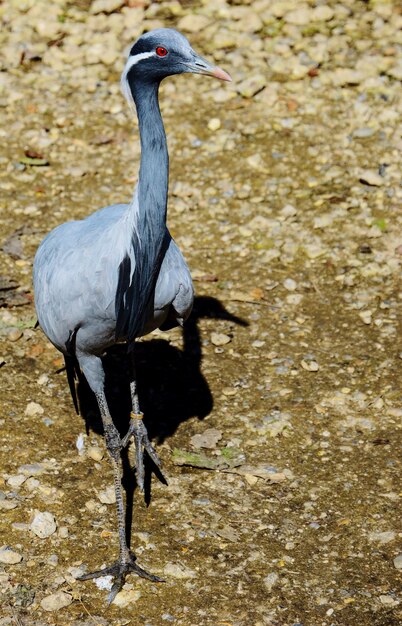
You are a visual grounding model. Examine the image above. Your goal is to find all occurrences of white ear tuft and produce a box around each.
[121,51,156,112]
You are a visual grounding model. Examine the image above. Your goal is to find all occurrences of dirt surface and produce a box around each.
[0,1,401,625]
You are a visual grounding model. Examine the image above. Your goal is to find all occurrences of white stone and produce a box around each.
[94,575,113,590]
[264,572,279,591]
[237,75,266,98]
[97,485,116,504]
[285,8,312,26]
[368,531,396,544]
[113,588,141,607]
[191,428,222,449]
[25,402,44,416]
[40,591,73,611]
[6,475,26,489]
[379,595,398,606]
[281,204,297,218]
[393,554,402,570]
[177,14,211,33]
[0,546,23,564]
[304,244,326,259]
[359,310,372,325]
[76,433,85,455]
[359,170,384,186]
[270,57,307,80]
[90,0,124,14]
[87,446,104,461]
[207,118,221,131]
[312,6,334,21]
[283,278,297,292]
[30,511,57,538]
[164,562,196,579]
[35,20,61,39]
[211,332,231,346]
[301,360,319,372]
[330,68,364,86]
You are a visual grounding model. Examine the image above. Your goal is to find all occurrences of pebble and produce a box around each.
[236,75,266,98]
[30,511,57,538]
[58,526,69,539]
[312,6,334,21]
[7,328,23,342]
[301,360,319,372]
[251,340,265,348]
[190,428,222,449]
[11,523,30,531]
[271,56,307,80]
[40,591,73,611]
[76,433,85,455]
[207,118,221,131]
[284,8,312,26]
[281,204,298,218]
[24,402,44,416]
[68,565,87,580]
[177,14,211,33]
[330,68,364,86]
[368,531,396,544]
[210,332,231,346]
[283,278,297,291]
[94,575,113,590]
[6,474,26,489]
[90,0,125,14]
[359,310,372,325]
[393,554,402,570]
[0,500,18,510]
[359,170,384,186]
[264,572,279,591]
[113,588,141,607]
[353,127,376,138]
[97,485,116,504]
[246,153,266,171]
[304,244,326,259]
[379,595,398,607]
[164,562,196,579]
[19,463,47,476]
[0,546,23,564]
[87,445,104,461]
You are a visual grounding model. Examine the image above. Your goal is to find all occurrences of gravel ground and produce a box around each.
[0,1,401,625]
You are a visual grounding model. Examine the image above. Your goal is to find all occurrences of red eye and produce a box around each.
[156,46,168,57]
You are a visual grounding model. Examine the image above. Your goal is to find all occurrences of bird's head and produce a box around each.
[122,28,231,100]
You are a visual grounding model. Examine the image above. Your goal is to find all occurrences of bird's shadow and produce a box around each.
[73,295,247,544]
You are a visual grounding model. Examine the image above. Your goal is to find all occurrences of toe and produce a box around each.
[107,578,124,605]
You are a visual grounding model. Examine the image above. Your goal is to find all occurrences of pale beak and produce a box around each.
[185,54,232,82]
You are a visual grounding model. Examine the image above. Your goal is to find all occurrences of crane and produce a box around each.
[33,28,231,602]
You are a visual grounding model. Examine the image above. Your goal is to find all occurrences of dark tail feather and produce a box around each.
[64,355,80,415]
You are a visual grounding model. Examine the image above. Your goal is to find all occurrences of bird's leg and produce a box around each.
[121,354,163,491]
[76,355,162,602]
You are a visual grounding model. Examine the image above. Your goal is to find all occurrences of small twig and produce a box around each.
[78,598,98,624]
[308,273,327,302]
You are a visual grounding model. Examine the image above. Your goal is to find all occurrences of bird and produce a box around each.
[33,28,231,602]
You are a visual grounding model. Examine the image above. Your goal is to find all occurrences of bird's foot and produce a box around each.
[78,551,164,604]
[121,412,164,491]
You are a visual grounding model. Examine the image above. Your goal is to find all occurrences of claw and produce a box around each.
[78,551,164,604]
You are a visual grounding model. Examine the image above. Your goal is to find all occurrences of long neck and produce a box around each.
[115,78,169,343]
[132,79,168,235]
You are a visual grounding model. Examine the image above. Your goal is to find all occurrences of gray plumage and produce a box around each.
[33,28,231,602]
